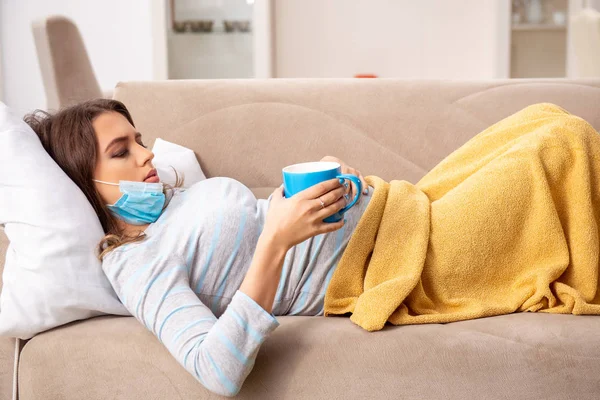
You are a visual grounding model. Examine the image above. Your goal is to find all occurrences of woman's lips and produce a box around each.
[144,175,160,183]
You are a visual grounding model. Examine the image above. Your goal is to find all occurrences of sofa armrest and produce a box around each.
[0,336,16,400]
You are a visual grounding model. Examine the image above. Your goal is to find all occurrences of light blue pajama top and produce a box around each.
[101,177,372,397]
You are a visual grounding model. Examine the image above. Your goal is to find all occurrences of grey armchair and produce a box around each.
[31,15,111,110]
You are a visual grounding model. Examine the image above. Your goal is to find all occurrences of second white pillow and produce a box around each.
[152,138,206,188]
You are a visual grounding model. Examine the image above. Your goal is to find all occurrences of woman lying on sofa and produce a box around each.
[26,98,600,397]
[26,99,370,397]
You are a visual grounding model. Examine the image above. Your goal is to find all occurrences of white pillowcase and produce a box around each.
[152,138,206,188]
[0,103,129,339]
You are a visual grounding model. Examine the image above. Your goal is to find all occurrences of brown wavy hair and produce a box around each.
[24,99,183,260]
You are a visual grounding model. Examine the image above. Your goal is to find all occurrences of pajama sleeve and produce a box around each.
[102,253,280,397]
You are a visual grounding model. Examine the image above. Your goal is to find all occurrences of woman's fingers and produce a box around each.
[350,175,357,200]
[269,186,285,203]
[357,171,368,195]
[314,193,347,219]
[318,186,346,209]
[348,170,367,197]
[295,178,343,200]
[315,218,345,235]
[340,166,368,198]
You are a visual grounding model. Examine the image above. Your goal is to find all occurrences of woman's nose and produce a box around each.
[139,145,154,166]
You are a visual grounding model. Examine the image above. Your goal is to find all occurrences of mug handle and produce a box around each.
[336,174,362,215]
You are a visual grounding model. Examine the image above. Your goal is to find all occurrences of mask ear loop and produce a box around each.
[93,179,119,186]
[93,179,121,207]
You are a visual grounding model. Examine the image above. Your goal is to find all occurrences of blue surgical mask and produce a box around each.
[93,179,166,225]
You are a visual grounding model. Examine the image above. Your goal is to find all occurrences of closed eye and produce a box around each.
[112,149,129,158]
[112,137,146,158]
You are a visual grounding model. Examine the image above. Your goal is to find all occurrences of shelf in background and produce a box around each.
[171,30,252,35]
[511,23,566,31]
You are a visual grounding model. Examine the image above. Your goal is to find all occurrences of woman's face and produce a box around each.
[93,111,156,205]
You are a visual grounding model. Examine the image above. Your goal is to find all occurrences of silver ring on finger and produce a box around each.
[344,193,350,203]
[318,197,325,209]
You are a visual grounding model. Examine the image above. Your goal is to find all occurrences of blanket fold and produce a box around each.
[324,103,600,331]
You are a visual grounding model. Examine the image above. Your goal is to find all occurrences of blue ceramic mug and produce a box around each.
[282,161,362,223]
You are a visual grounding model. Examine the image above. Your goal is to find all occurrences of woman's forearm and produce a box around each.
[239,233,289,313]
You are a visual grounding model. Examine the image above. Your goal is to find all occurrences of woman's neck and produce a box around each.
[117,219,150,238]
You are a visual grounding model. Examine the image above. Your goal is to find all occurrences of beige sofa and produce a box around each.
[2,78,600,400]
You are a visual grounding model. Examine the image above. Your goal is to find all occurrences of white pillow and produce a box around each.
[152,138,206,188]
[0,102,129,339]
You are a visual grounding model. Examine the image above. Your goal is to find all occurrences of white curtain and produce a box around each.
[567,0,600,77]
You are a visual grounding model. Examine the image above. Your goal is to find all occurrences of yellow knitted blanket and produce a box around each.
[324,103,600,331]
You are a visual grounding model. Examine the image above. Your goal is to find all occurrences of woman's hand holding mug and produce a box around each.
[262,160,364,250]
[263,178,347,250]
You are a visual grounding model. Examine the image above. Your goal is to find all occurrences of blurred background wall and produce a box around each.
[272,0,510,79]
[0,0,161,114]
[1,0,599,115]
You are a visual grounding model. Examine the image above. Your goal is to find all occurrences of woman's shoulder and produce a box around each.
[100,234,152,260]
[100,242,140,272]
[183,177,254,200]
[186,176,249,190]
[100,232,171,273]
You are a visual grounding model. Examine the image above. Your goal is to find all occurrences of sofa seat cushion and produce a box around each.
[17,313,600,399]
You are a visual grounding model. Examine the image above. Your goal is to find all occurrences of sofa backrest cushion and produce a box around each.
[113,79,600,188]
